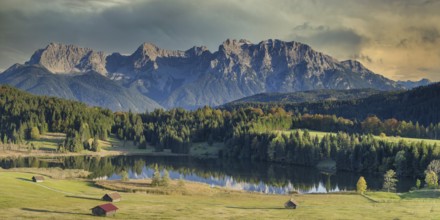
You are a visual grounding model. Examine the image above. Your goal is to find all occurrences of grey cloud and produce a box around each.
[1,0,440,80]
[420,28,440,44]
[397,39,409,48]
[0,0,285,68]
[291,26,368,60]
[293,23,327,31]
[350,54,373,64]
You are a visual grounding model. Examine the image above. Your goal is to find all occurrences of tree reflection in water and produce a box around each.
[0,156,415,194]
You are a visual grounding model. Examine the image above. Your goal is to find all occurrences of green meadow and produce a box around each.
[1,170,439,219]
[277,129,440,145]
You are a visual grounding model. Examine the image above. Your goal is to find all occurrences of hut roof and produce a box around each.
[32,176,44,181]
[105,193,121,200]
[95,203,118,212]
[286,198,298,205]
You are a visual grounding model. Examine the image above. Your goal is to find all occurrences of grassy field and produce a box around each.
[1,170,440,219]
[277,129,440,145]
[3,129,438,159]
[0,133,220,158]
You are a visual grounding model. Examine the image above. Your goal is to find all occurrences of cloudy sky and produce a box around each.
[1,0,440,81]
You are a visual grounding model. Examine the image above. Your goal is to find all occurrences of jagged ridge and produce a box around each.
[3,39,427,110]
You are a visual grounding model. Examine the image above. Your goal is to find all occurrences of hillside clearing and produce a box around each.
[276,129,440,145]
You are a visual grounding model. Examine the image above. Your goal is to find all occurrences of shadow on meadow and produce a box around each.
[16,177,33,182]
[226,206,286,210]
[65,195,102,201]
[400,190,440,199]
[21,208,91,216]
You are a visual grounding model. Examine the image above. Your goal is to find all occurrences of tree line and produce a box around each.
[0,86,113,152]
[222,83,440,126]
[224,130,439,178]
[1,85,440,178]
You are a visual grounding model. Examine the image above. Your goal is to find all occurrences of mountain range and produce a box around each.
[0,39,433,111]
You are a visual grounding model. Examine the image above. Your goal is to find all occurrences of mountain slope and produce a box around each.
[1,39,415,109]
[397,79,432,89]
[158,39,401,108]
[225,88,383,106]
[0,64,162,112]
[301,83,440,125]
[224,83,440,126]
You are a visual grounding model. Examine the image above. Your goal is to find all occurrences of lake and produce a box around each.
[0,155,416,194]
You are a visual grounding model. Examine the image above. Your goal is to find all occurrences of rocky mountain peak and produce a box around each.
[341,60,366,72]
[185,46,210,57]
[133,42,186,60]
[5,39,410,110]
[222,38,251,46]
[138,42,159,53]
[219,39,252,53]
[26,42,107,75]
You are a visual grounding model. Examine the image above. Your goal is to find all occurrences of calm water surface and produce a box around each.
[0,155,415,194]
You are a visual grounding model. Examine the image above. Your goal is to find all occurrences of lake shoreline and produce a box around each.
[0,148,192,159]
[0,133,222,159]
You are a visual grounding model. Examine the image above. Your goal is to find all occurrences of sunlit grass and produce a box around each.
[1,171,440,219]
[276,129,440,145]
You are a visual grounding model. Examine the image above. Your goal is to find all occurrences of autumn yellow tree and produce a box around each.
[357,176,367,194]
[425,171,439,188]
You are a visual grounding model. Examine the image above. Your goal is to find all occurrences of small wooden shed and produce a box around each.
[284,198,298,209]
[91,203,118,216]
[102,193,121,202]
[32,176,44,183]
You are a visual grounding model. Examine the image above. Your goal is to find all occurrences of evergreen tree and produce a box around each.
[121,170,129,182]
[30,127,40,140]
[416,179,421,189]
[151,164,161,187]
[161,169,170,187]
[91,136,100,152]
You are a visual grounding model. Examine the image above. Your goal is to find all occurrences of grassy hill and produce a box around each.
[1,170,439,219]
[277,129,440,145]
[227,88,382,105]
[224,83,440,126]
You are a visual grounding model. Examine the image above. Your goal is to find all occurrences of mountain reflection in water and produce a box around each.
[0,155,415,194]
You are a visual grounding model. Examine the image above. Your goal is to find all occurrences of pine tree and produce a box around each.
[151,164,161,187]
[161,169,170,187]
[92,136,100,152]
[357,176,367,194]
[30,127,40,140]
[121,170,129,182]
[416,179,421,189]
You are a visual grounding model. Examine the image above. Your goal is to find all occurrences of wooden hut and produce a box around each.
[91,203,118,216]
[32,176,44,183]
[102,193,121,202]
[284,198,298,209]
